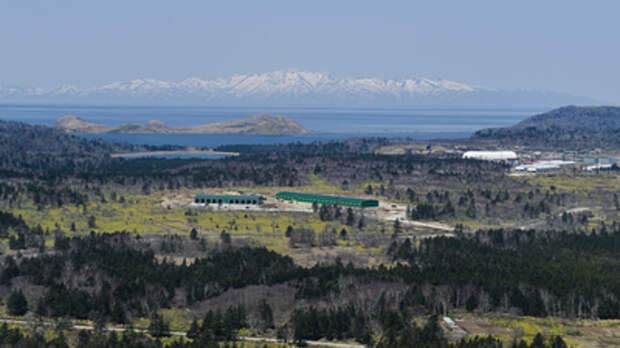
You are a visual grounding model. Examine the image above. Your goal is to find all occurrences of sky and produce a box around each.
[1,0,619,103]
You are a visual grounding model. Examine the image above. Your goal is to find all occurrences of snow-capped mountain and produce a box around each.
[0,69,597,107]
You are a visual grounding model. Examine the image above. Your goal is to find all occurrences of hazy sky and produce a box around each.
[1,0,619,102]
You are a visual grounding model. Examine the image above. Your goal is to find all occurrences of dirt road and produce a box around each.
[0,318,364,348]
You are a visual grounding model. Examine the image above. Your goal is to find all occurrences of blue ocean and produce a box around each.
[0,104,542,149]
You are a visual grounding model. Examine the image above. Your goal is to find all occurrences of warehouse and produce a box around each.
[514,160,575,173]
[276,191,379,207]
[462,151,518,162]
[583,156,619,165]
[194,194,264,205]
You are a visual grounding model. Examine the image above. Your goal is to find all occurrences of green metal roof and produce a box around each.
[276,191,364,202]
[275,191,378,207]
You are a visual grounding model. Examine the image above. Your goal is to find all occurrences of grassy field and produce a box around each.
[523,174,620,195]
[10,173,620,252]
[9,181,392,265]
[14,173,620,255]
[11,196,352,249]
[226,175,354,196]
[451,312,620,348]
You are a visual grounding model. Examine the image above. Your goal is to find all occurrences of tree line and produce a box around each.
[1,226,618,326]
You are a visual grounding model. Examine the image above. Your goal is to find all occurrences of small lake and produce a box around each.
[115,153,228,160]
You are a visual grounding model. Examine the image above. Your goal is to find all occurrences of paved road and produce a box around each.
[381,212,454,232]
[0,318,364,348]
[242,336,364,348]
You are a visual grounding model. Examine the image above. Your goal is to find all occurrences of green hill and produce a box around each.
[472,106,620,149]
[55,113,310,135]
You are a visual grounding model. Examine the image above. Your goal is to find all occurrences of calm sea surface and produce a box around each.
[0,104,544,148]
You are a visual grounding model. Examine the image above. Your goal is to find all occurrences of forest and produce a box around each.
[472,106,620,149]
[0,119,619,347]
[0,227,616,336]
[0,320,569,348]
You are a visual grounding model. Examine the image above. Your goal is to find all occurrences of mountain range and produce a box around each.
[0,69,599,107]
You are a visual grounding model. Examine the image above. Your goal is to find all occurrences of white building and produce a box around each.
[462,151,518,161]
[515,160,575,173]
[585,163,613,171]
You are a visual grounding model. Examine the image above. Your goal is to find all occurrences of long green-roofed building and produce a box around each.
[276,191,379,208]
[194,194,264,205]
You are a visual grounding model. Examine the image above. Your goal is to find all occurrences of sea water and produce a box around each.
[0,104,542,149]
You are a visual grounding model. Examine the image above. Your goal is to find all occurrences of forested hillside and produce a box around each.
[1,227,617,326]
[512,106,620,130]
[0,120,143,171]
[472,106,620,149]
[0,120,193,173]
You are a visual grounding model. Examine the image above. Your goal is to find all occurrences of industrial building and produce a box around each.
[583,157,619,165]
[276,191,379,207]
[194,194,264,205]
[514,160,575,173]
[463,151,518,162]
[585,163,614,171]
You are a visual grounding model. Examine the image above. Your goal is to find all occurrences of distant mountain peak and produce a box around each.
[0,69,598,107]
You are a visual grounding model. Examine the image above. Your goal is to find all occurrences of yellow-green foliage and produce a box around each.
[549,323,566,337]
[10,192,352,252]
[159,308,196,332]
[486,315,620,347]
[229,342,293,348]
[158,336,191,345]
[12,195,171,236]
[454,219,516,230]
[489,316,543,340]
[354,181,384,194]
[524,175,620,195]
[227,175,351,196]
[513,319,543,338]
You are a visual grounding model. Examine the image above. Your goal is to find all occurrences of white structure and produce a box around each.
[462,151,517,161]
[585,163,613,171]
[515,160,575,173]
[442,316,466,334]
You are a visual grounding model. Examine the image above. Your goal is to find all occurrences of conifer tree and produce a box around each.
[7,290,28,316]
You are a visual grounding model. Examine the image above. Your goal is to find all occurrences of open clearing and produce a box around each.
[447,313,620,348]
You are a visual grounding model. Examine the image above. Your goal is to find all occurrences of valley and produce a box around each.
[0,106,618,347]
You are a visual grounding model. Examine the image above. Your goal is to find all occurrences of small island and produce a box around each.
[55,113,310,135]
